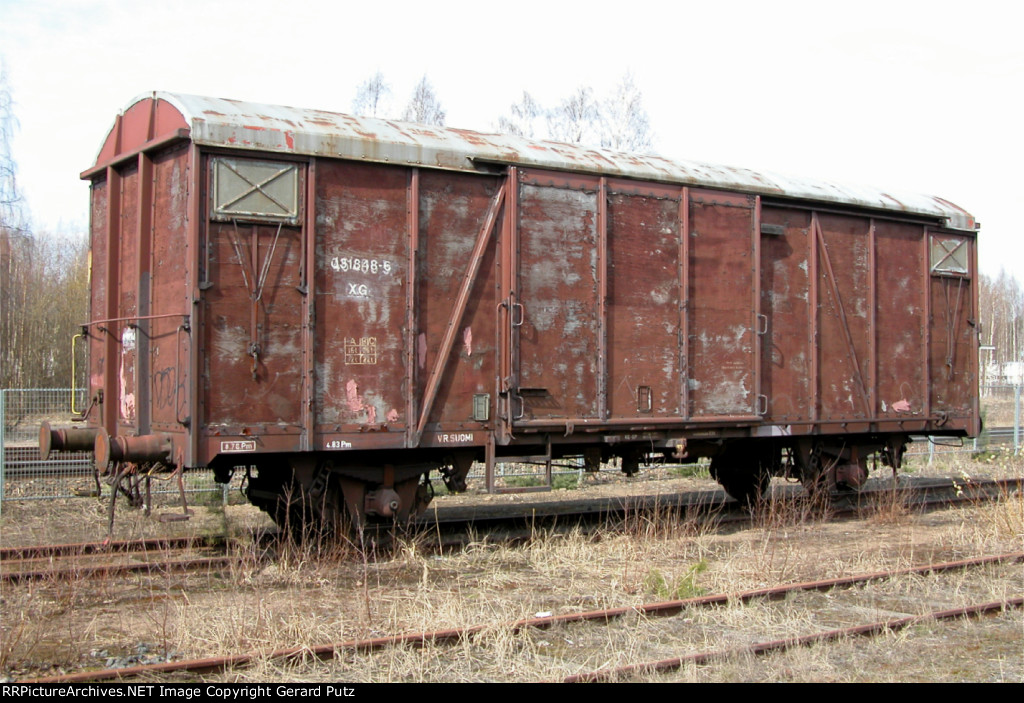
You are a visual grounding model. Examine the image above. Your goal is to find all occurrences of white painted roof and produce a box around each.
[127,92,978,231]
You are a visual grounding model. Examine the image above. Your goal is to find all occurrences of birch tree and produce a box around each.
[1,59,89,389]
[598,71,653,153]
[496,91,544,139]
[402,75,446,126]
[1,58,25,231]
[546,86,599,145]
[497,74,655,153]
[351,71,394,119]
[980,270,1024,384]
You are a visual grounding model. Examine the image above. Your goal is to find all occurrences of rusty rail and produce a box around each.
[562,598,1024,683]
[0,536,215,562]
[22,552,1024,683]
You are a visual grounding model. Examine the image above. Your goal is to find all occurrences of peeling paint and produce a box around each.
[345,378,381,424]
[119,361,135,422]
[345,379,363,413]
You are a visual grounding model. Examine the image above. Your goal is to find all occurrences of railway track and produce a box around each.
[561,597,1023,683]
[0,535,217,561]
[21,551,1024,683]
[3,476,1019,584]
[423,476,1024,557]
[430,476,1023,529]
[0,535,243,584]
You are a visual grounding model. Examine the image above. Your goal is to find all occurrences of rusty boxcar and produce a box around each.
[42,92,980,529]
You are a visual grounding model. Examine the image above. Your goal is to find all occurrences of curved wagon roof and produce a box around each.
[90,91,978,232]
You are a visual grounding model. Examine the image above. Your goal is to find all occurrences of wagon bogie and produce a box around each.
[709,442,774,507]
[790,435,907,495]
[50,92,979,535]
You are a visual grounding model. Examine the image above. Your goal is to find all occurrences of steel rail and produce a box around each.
[1,555,238,584]
[561,597,1024,683]
[3,476,1018,563]
[0,536,219,562]
[22,551,1024,683]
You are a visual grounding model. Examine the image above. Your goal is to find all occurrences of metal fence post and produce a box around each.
[1015,383,1021,456]
[1,389,6,515]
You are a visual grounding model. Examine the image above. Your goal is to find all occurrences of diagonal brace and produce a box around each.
[412,183,506,445]
[815,218,872,416]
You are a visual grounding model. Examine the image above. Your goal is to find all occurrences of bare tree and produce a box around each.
[1,59,89,389]
[980,269,1024,385]
[1,230,89,388]
[599,71,653,153]
[546,86,599,145]
[1,57,25,229]
[509,78,655,153]
[402,75,446,126]
[496,91,544,139]
[351,71,394,119]
[2,56,30,389]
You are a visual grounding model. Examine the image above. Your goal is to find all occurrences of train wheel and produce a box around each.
[795,442,870,496]
[439,451,474,493]
[710,446,770,507]
[620,449,641,476]
[715,466,769,506]
[244,460,347,540]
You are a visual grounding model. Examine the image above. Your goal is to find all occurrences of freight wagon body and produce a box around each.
[46,92,980,528]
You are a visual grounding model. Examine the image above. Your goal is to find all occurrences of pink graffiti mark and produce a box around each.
[892,399,912,413]
[463,327,473,356]
[345,379,379,424]
[119,356,135,422]
[418,333,427,370]
[386,409,400,423]
[345,380,363,413]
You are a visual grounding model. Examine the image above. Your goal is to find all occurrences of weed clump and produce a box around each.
[644,561,709,600]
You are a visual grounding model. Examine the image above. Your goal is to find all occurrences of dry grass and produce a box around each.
[1,454,1021,682]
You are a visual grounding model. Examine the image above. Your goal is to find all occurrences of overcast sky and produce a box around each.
[1,0,1021,281]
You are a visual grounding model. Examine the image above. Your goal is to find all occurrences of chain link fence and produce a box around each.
[0,388,227,510]
[891,384,1022,463]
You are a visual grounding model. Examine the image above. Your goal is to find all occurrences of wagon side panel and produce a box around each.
[416,170,500,432]
[199,156,306,450]
[314,161,408,446]
[686,190,758,419]
[606,188,682,418]
[149,145,192,434]
[758,206,812,425]
[115,162,140,435]
[874,220,928,420]
[516,171,600,422]
[814,213,873,423]
[86,178,109,428]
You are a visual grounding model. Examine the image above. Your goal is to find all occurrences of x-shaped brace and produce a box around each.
[220,162,294,215]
